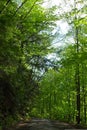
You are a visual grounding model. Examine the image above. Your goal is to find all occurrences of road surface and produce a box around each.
[14,119,78,130]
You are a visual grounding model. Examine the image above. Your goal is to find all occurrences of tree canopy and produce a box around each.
[0,0,87,129]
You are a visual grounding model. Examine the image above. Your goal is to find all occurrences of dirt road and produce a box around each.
[14,119,77,130]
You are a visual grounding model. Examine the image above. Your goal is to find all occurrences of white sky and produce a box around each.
[43,0,72,59]
[43,0,70,34]
[43,0,87,59]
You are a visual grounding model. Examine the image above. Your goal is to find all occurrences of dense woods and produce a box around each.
[0,0,87,129]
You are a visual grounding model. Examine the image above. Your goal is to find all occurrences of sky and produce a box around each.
[43,0,64,7]
[43,0,70,34]
[48,0,71,46]
[43,0,85,59]
[45,0,87,60]
[43,0,72,59]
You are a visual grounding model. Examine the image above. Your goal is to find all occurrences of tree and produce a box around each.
[32,0,87,125]
[0,0,57,128]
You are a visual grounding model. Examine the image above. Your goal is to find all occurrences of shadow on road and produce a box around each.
[14,119,78,130]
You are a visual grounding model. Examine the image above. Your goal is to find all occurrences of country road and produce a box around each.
[14,119,78,130]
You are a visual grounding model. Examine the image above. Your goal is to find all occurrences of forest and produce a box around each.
[0,0,87,129]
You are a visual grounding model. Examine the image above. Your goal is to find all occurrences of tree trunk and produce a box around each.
[75,27,80,124]
[82,64,86,124]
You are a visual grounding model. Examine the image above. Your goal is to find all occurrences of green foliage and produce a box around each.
[0,0,87,128]
[32,0,87,125]
[0,0,57,129]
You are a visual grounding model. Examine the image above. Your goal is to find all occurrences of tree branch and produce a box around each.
[0,0,11,15]
[22,0,38,20]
